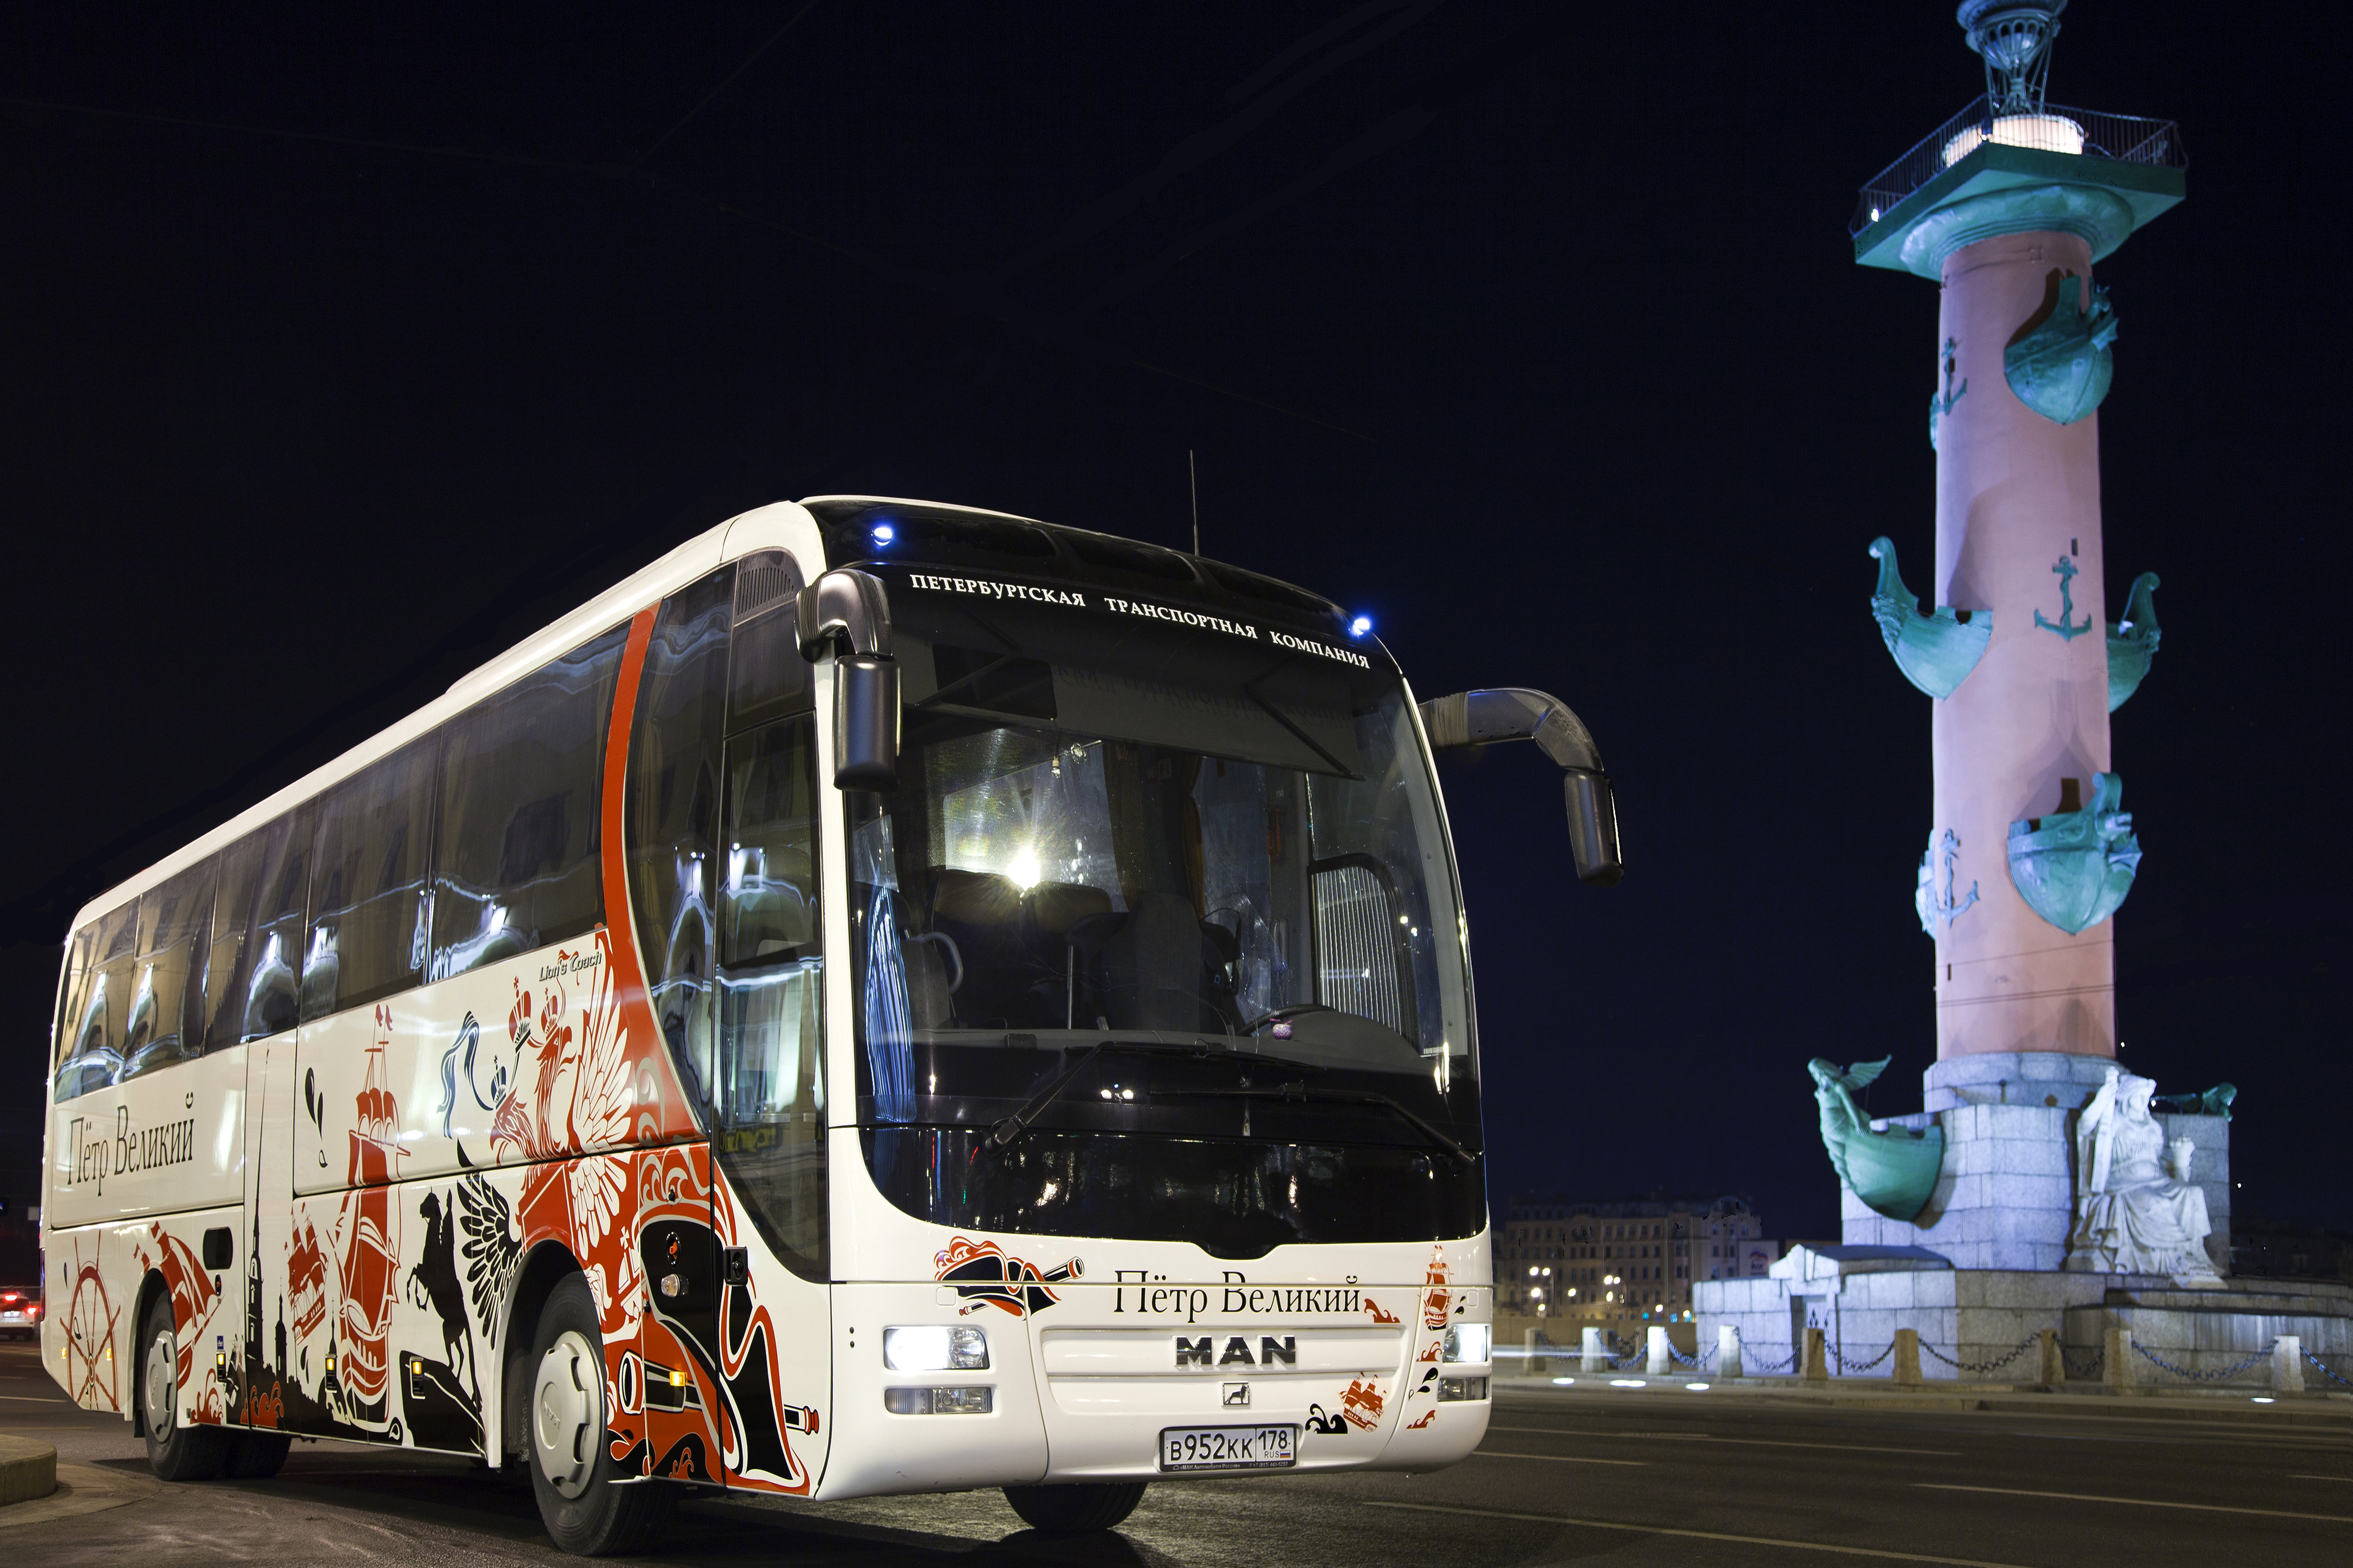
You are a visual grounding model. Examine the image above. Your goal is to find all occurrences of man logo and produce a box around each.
[1224,1382,1251,1406]
[1176,1335,1297,1367]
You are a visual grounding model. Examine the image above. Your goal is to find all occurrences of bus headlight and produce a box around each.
[884,1325,989,1371]
[1441,1323,1491,1363]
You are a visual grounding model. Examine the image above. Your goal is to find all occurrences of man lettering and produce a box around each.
[1175,1336,1212,1367]
[1219,1336,1255,1367]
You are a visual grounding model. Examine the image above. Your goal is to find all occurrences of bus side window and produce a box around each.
[626,566,735,1112]
[725,550,809,732]
[52,923,92,1077]
[432,626,626,982]
[53,899,138,1100]
[204,818,284,1050]
[118,855,218,1083]
[305,738,436,1019]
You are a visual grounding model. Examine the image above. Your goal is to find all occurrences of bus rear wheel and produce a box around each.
[139,1294,231,1482]
[525,1273,675,1556]
[1003,1481,1148,1535]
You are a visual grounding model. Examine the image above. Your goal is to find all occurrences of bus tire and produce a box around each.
[1002,1481,1148,1534]
[139,1293,231,1482]
[525,1273,675,1556]
[225,1430,292,1479]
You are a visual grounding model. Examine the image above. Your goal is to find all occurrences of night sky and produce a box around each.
[4,1,2345,1244]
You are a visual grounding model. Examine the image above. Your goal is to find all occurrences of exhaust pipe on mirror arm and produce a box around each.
[1417,688,1624,887]
[796,568,901,792]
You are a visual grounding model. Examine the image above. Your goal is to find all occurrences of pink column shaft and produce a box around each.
[1930,229,2115,1061]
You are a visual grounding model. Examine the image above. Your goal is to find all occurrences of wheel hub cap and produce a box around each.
[532,1330,599,1499]
[144,1325,175,1437]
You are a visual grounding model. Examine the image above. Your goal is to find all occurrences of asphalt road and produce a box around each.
[5,1342,2351,1566]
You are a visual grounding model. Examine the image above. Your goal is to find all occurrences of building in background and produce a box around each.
[1497,1196,1775,1323]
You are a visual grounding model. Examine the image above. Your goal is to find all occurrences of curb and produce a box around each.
[0,1462,161,1529]
[1494,1374,2353,1426]
[0,1436,56,1508]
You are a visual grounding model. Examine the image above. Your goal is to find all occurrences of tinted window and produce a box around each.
[432,627,625,982]
[626,568,733,1108]
[52,925,92,1074]
[305,739,435,1017]
[119,858,216,1082]
[53,900,138,1100]
[202,812,309,1048]
[715,715,825,1276]
[725,551,808,735]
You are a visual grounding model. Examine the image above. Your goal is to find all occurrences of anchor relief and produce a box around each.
[1914,828,1979,935]
[2035,553,2094,641]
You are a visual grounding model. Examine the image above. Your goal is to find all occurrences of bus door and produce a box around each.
[639,712,831,1494]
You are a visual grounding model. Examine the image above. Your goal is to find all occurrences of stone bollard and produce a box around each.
[1582,1327,1606,1373]
[1802,1326,1828,1382]
[1719,1323,1743,1379]
[2037,1329,2064,1387]
[1894,1327,1922,1387]
[2104,1326,2134,1390]
[1647,1326,1671,1375]
[1525,1328,1545,1377]
[2273,1335,2305,1394]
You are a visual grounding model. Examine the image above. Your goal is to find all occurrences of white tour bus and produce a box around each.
[39,497,1620,1552]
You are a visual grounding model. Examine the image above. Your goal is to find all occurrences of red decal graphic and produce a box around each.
[1418,1339,1441,1362]
[1405,1409,1437,1430]
[1421,1248,1452,1330]
[932,1237,1081,1319]
[334,1009,407,1429]
[1365,1298,1400,1325]
[629,1147,821,1494]
[64,1239,121,1413]
[1342,1377,1385,1418]
[136,1223,225,1424]
[286,1217,329,1344]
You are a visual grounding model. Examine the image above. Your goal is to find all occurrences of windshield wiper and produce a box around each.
[985,1039,1227,1150]
[1151,1081,1479,1167]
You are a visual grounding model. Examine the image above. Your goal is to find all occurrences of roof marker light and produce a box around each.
[871,522,896,546]
[1348,614,1373,638]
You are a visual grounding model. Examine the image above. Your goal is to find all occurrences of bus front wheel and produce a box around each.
[139,1293,231,1482]
[525,1273,675,1556]
[1003,1481,1148,1535]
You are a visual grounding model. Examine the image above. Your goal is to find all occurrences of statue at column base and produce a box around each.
[2064,1066,2224,1288]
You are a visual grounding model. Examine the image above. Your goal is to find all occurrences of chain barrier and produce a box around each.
[2062,1345,2105,1380]
[2128,1338,2272,1383]
[2303,1349,2353,1389]
[1832,1341,1895,1374]
[1669,1342,1719,1370]
[1919,1335,2038,1376]
[1742,1343,1803,1374]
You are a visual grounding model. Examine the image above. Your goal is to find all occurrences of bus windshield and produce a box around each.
[843,577,1483,1253]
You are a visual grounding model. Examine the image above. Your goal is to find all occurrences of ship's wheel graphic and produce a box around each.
[67,1257,121,1412]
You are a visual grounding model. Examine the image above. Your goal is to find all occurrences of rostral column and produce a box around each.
[1857,1,2181,1115]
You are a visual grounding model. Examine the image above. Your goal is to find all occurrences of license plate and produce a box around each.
[1159,1424,1297,1472]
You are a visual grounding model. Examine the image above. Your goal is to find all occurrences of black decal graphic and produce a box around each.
[454,1167,523,1345]
[407,1190,476,1404]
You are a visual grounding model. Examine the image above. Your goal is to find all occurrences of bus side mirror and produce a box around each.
[1419,688,1624,887]
[797,569,901,792]
[1562,769,1623,889]
[832,654,901,792]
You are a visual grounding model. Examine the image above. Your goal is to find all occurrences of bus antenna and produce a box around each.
[1188,449,1200,555]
